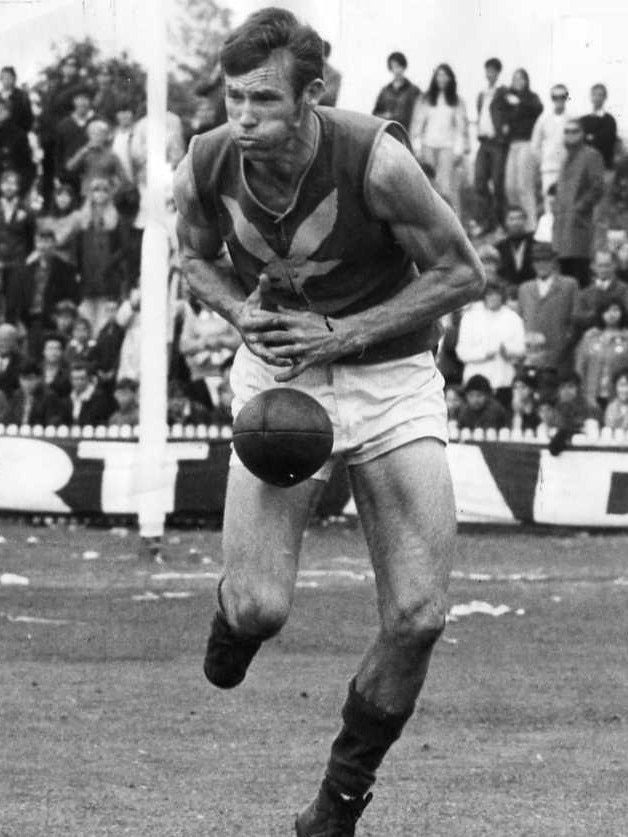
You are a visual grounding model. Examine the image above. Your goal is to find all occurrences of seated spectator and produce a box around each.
[65,120,127,199]
[0,101,34,191]
[573,249,628,337]
[456,279,525,407]
[5,228,80,357]
[554,370,602,431]
[179,300,241,407]
[534,183,556,244]
[108,377,139,427]
[62,360,112,427]
[39,181,79,265]
[208,379,234,425]
[604,368,628,430]
[0,322,22,399]
[510,373,541,432]
[52,299,78,343]
[92,298,124,394]
[167,379,212,426]
[0,169,35,315]
[64,316,97,366]
[495,206,536,288]
[537,397,558,433]
[518,240,578,373]
[445,383,464,423]
[575,299,628,409]
[4,359,68,426]
[41,332,71,398]
[457,374,510,431]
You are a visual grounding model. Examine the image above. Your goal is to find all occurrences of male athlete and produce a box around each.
[174,9,484,835]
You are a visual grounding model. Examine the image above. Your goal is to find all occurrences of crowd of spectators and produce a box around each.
[2,43,628,442]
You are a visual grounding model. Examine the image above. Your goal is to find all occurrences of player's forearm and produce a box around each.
[336,261,483,354]
[182,254,246,329]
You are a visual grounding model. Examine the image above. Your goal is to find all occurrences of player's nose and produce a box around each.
[239,102,258,128]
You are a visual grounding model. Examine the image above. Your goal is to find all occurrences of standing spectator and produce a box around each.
[581,84,618,172]
[4,359,68,427]
[495,206,536,288]
[473,57,509,233]
[39,181,79,265]
[67,176,129,332]
[616,242,628,285]
[535,183,557,244]
[0,170,35,317]
[319,41,342,107]
[54,87,94,194]
[573,249,628,336]
[518,240,579,373]
[91,298,124,396]
[457,374,509,431]
[0,101,34,190]
[411,64,468,215]
[111,99,137,183]
[41,332,71,398]
[108,377,139,427]
[0,66,32,133]
[92,65,119,124]
[62,360,112,427]
[45,55,82,124]
[5,228,79,357]
[604,368,628,430]
[531,84,571,208]
[116,288,141,382]
[510,373,541,432]
[65,119,127,198]
[456,280,525,405]
[575,299,628,409]
[0,323,22,399]
[64,316,97,366]
[372,51,421,132]
[503,69,543,232]
[553,118,605,287]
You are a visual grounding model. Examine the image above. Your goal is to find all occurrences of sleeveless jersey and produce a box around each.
[190,106,440,364]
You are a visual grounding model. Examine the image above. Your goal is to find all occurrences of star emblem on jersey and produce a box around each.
[221,190,341,295]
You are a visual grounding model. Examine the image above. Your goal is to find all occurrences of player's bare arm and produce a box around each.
[265,132,485,381]
[173,156,291,366]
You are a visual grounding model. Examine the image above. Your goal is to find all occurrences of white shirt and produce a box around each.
[535,211,554,243]
[537,277,554,298]
[112,127,135,181]
[456,304,526,388]
[70,383,96,422]
[531,110,572,174]
[478,85,497,139]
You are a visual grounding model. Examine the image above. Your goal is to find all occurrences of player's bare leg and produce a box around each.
[296,437,455,835]
[204,465,324,688]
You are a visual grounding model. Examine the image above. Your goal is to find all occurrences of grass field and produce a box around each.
[1,519,628,837]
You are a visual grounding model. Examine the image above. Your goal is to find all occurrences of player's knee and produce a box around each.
[385,596,447,653]
[231,586,290,640]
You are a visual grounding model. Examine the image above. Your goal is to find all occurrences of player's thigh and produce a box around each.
[349,438,456,621]
[222,463,324,590]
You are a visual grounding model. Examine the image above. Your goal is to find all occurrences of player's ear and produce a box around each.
[303,78,325,108]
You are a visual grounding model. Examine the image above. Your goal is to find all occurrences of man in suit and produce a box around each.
[6,228,80,356]
[0,322,22,399]
[495,205,536,289]
[62,360,113,427]
[573,248,628,338]
[473,57,509,233]
[4,359,69,426]
[0,66,32,134]
[553,118,605,288]
[518,240,579,374]
[54,87,94,193]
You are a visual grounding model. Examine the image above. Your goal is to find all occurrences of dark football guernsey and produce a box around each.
[189,106,440,364]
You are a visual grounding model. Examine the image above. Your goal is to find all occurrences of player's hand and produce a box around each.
[234,280,292,367]
[258,307,350,382]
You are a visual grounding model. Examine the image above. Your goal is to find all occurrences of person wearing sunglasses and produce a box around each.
[531,84,572,211]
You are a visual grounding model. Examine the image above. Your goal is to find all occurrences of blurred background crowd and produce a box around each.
[1,35,628,439]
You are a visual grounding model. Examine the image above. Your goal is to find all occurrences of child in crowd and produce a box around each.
[64,316,96,365]
[510,373,541,431]
[604,368,628,430]
[457,374,510,431]
[108,377,139,427]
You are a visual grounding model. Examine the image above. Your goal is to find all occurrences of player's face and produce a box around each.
[225,52,304,161]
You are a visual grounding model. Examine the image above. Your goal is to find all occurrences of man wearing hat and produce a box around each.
[518,240,579,373]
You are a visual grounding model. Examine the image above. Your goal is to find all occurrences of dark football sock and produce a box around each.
[325,679,414,798]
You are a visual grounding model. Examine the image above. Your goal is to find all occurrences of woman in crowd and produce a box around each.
[575,299,628,409]
[604,368,628,430]
[411,63,468,215]
[40,181,79,265]
[503,68,543,231]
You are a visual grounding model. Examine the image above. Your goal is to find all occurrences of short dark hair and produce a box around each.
[485,58,502,73]
[596,297,628,329]
[465,374,492,395]
[35,228,56,242]
[0,66,16,79]
[115,377,138,392]
[70,359,93,375]
[43,331,66,349]
[613,366,628,387]
[387,51,407,70]
[592,83,608,97]
[220,7,323,99]
[547,183,558,197]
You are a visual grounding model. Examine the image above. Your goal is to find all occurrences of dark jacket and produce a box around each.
[581,112,617,170]
[496,233,536,286]
[77,220,129,299]
[61,386,113,427]
[54,114,90,177]
[92,320,125,378]
[4,386,69,426]
[0,121,34,187]
[501,89,544,142]
[373,79,421,131]
[2,88,33,133]
[476,85,510,143]
[0,350,21,398]
[458,397,510,431]
[5,254,80,328]
[553,145,605,259]
[0,200,35,265]
[43,365,71,399]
